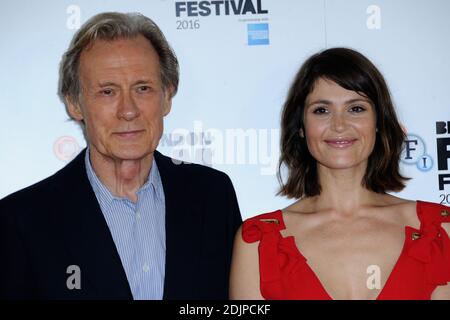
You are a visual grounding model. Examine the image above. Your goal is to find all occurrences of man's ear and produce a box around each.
[65,96,84,121]
[162,87,173,117]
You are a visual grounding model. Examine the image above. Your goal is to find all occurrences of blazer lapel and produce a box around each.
[53,149,132,299]
[155,151,204,299]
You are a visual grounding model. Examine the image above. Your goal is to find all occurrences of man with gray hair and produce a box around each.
[0,12,241,300]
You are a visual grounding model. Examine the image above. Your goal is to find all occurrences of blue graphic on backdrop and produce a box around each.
[401,134,434,172]
[247,23,269,45]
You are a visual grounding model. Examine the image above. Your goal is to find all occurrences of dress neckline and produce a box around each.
[275,201,421,300]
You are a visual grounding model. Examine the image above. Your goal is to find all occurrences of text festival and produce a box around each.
[175,0,268,17]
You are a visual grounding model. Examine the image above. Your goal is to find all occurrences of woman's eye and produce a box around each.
[312,106,328,114]
[349,105,365,113]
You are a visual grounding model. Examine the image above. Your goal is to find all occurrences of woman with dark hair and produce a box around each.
[230,48,450,300]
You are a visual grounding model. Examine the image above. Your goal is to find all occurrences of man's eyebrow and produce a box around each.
[96,79,155,87]
[97,81,118,87]
[134,79,154,85]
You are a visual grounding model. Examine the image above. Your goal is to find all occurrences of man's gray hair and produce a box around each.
[58,12,179,113]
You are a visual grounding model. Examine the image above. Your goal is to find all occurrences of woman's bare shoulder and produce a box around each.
[374,195,420,228]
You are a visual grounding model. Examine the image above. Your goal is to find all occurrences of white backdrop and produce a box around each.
[1,0,450,219]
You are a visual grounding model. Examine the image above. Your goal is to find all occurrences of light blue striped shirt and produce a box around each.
[84,149,166,300]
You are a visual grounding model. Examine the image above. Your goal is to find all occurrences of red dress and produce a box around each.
[242,201,450,300]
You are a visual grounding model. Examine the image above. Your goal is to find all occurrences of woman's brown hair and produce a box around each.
[278,47,408,198]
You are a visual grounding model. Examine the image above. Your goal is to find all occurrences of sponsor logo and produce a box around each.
[247,23,269,45]
[53,136,80,162]
[436,121,450,191]
[401,134,433,172]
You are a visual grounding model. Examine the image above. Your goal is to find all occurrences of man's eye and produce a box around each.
[137,86,150,92]
[101,89,113,96]
[312,106,328,114]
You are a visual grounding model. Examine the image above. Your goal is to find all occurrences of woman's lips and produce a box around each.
[324,139,357,148]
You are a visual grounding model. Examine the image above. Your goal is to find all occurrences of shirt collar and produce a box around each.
[84,147,164,204]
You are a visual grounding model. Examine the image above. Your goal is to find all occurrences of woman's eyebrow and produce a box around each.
[306,99,332,107]
[307,98,370,107]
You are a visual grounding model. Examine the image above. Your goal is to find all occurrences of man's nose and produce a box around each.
[117,92,140,121]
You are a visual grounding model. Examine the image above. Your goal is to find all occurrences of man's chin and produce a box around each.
[106,146,155,162]
[89,142,157,161]
[114,151,154,162]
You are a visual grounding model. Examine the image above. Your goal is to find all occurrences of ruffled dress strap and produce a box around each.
[242,211,286,284]
[242,211,285,242]
[407,200,450,286]
[242,211,306,299]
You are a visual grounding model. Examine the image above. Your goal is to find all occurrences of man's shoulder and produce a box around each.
[1,174,55,207]
[0,151,86,212]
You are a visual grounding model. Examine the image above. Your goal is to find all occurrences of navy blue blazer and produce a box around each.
[0,149,242,299]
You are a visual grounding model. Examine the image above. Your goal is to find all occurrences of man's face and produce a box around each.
[67,35,172,161]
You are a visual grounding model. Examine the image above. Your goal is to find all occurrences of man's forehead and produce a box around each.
[79,35,158,63]
[78,36,160,76]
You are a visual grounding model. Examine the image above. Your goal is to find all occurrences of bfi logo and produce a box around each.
[436,121,450,190]
[401,134,433,172]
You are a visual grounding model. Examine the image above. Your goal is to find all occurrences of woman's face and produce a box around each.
[303,77,377,171]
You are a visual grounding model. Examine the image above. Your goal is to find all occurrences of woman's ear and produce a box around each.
[299,128,305,138]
